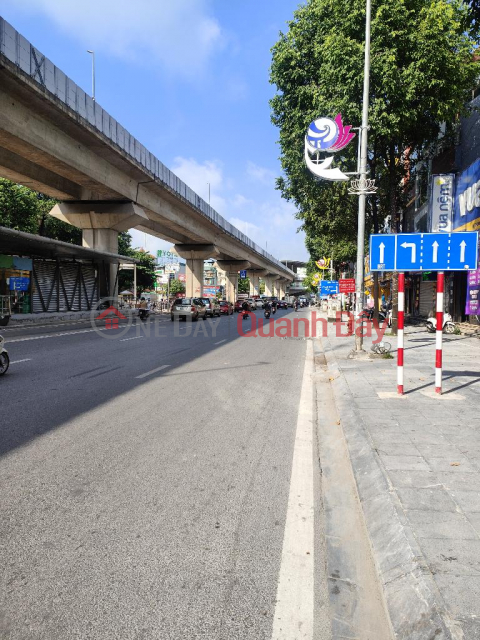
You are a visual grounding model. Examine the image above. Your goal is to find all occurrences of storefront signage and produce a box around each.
[466,268,480,315]
[9,277,30,291]
[430,174,454,232]
[454,158,480,231]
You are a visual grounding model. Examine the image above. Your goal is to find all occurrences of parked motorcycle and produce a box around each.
[0,335,9,376]
[425,312,456,334]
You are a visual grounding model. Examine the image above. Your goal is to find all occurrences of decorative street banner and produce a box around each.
[430,174,454,233]
[304,114,355,181]
[339,278,356,293]
[466,268,480,315]
[320,280,339,296]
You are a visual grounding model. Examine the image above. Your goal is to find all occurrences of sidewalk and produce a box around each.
[320,314,480,639]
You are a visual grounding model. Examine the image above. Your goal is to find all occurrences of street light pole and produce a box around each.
[87,50,95,101]
[354,0,372,351]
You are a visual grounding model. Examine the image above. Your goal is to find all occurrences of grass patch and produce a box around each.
[381,352,394,359]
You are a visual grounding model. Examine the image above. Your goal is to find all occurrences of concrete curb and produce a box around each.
[7,309,138,327]
[320,336,462,640]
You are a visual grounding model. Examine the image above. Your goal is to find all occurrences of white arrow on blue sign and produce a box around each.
[370,232,478,272]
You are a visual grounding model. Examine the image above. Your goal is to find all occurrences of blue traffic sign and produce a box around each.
[320,280,339,296]
[240,270,247,278]
[369,232,478,272]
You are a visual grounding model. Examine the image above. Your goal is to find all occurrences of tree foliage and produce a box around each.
[238,277,250,294]
[117,232,156,294]
[0,178,81,243]
[169,279,186,295]
[270,0,480,266]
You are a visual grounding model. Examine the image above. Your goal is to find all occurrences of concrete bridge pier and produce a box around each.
[216,260,251,302]
[50,201,149,299]
[175,245,220,299]
[248,269,268,298]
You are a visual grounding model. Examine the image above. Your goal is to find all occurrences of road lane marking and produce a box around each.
[135,364,170,379]
[120,336,144,342]
[10,359,32,364]
[214,339,227,345]
[8,328,99,342]
[271,339,314,640]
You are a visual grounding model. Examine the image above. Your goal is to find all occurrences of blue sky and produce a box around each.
[1,0,308,261]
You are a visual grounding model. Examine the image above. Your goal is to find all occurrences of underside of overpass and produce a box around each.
[0,16,294,299]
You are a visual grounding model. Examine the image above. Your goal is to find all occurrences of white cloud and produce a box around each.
[231,194,253,208]
[229,217,262,237]
[14,0,223,78]
[171,156,226,212]
[246,161,276,186]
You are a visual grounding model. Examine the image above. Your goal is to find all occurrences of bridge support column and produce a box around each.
[264,277,273,297]
[50,201,149,300]
[248,269,268,298]
[216,260,251,302]
[225,273,238,302]
[174,244,220,299]
[185,259,204,298]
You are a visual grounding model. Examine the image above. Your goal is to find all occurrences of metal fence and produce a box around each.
[0,16,294,278]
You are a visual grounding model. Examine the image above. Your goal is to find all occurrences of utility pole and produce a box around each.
[87,50,95,101]
[353,0,372,352]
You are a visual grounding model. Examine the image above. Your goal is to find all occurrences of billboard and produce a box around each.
[203,286,220,297]
[430,174,454,232]
[454,158,480,231]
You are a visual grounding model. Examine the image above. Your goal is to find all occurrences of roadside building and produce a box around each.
[0,226,137,322]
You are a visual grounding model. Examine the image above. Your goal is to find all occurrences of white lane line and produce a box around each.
[10,359,32,364]
[8,328,98,342]
[271,339,314,640]
[135,364,170,379]
[120,336,144,342]
[214,339,227,345]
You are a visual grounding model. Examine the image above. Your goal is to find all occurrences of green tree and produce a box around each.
[0,178,81,243]
[270,0,479,263]
[238,277,250,294]
[169,279,186,295]
[0,179,43,234]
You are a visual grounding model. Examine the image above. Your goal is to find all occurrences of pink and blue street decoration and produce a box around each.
[306,114,355,153]
[304,114,356,181]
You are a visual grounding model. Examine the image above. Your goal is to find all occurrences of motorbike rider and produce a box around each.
[241,299,250,319]
[294,298,299,311]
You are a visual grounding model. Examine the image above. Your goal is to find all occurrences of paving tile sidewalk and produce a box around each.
[320,313,480,639]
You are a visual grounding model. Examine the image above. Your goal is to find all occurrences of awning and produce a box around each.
[0,226,139,264]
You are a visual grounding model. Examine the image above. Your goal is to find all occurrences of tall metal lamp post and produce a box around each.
[304,0,375,352]
[87,50,95,101]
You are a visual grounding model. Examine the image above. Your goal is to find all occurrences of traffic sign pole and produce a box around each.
[435,272,444,394]
[397,272,405,395]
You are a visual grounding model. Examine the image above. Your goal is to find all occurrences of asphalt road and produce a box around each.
[0,308,328,639]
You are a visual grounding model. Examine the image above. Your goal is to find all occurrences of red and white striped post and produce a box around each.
[397,272,405,395]
[435,272,445,394]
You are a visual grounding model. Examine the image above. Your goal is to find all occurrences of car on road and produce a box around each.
[219,300,234,315]
[252,298,263,309]
[201,297,220,317]
[171,297,207,321]
[245,298,257,310]
[277,300,288,310]
[234,300,244,312]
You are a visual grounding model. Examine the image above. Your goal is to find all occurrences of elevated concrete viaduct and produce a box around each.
[0,17,294,299]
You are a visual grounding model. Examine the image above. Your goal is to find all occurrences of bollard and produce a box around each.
[435,272,444,394]
[397,272,405,395]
